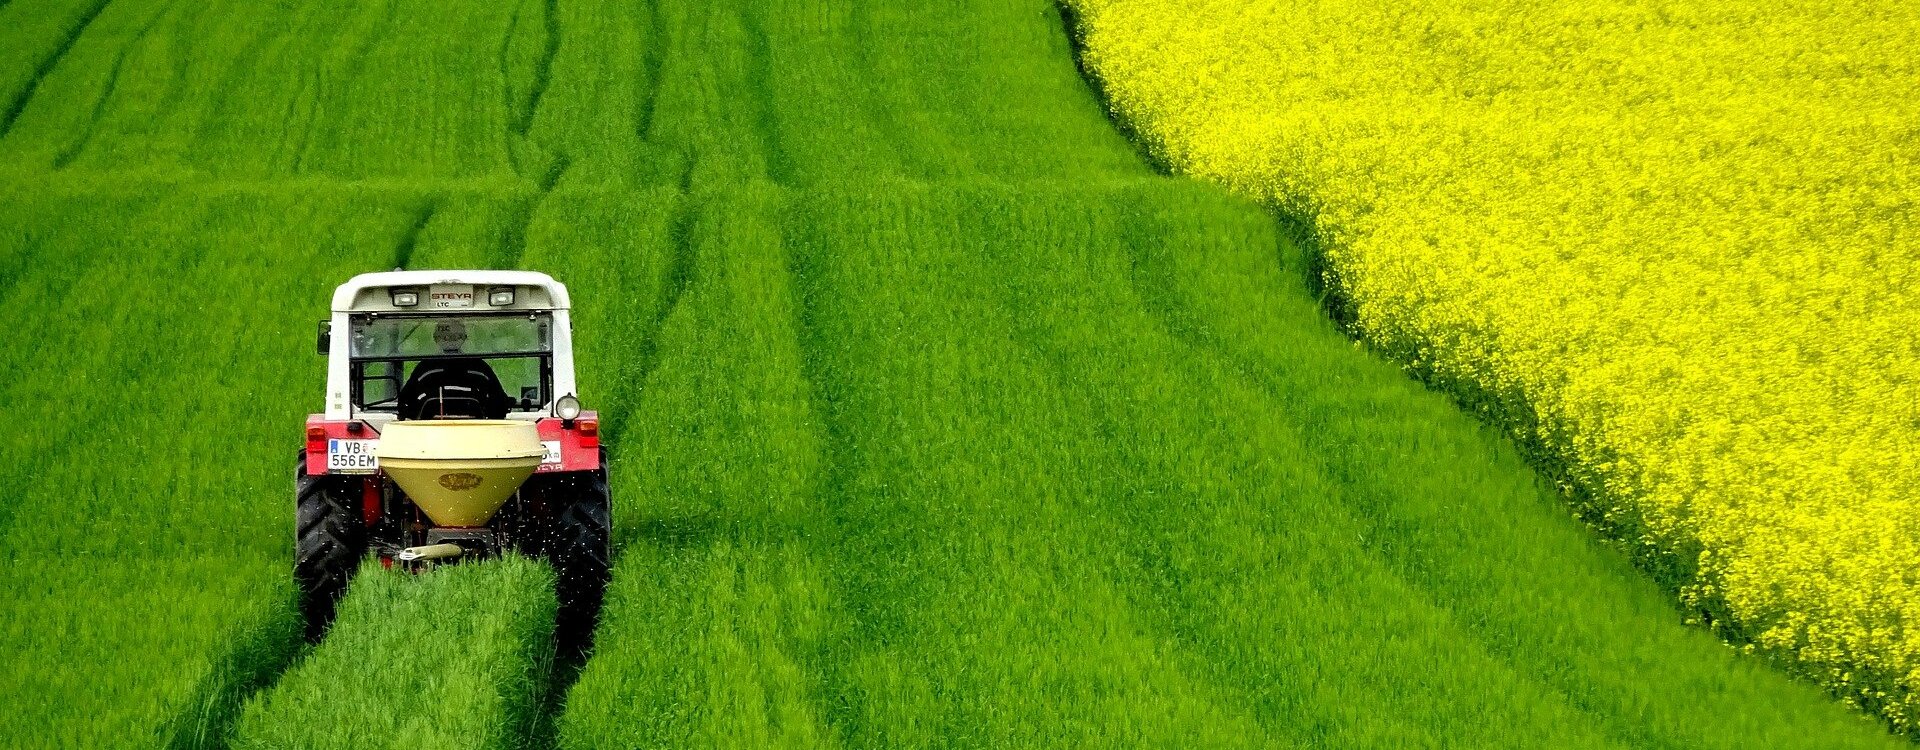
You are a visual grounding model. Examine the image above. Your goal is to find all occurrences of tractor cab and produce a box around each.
[318,270,576,424]
[297,271,610,654]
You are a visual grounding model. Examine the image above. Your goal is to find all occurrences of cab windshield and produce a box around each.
[348,312,553,415]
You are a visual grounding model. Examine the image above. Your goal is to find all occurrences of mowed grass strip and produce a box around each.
[228,557,556,750]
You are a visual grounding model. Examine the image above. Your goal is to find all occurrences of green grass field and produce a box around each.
[229,557,556,750]
[0,0,1902,747]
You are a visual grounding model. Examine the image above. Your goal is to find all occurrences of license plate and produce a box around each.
[328,439,380,472]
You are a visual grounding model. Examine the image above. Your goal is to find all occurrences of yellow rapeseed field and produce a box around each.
[1066,0,1920,729]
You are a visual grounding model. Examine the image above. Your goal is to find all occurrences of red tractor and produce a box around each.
[297,270,610,652]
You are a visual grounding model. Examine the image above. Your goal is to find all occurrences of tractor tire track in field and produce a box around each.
[392,197,441,270]
[160,603,300,750]
[984,227,1451,744]
[497,155,568,270]
[634,0,668,143]
[497,0,531,173]
[501,0,562,186]
[513,0,561,138]
[501,0,567,260]
[52,0,180,169]
[188,0,289,155]
[604,190,700,447]
[291,0,401,174]
[736,4,788,185]
[986,275,1290,742]
[781,212,860,747]
[1133,262,1651,742]
[0,0,113,140]
[328,0,403,120]
[141,0,211,151]
[846,3,913,179]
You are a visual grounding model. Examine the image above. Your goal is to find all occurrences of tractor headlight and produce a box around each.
[391,290,419,307]
[556,394,582,421]
[489,287,515,306]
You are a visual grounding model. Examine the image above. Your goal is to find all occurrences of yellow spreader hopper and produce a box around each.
[375,420,545,528]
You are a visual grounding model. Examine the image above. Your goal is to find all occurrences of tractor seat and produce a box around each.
[398,358,510,420]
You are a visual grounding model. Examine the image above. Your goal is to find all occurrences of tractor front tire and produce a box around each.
[545,451,611,656]
[295,459,366,641]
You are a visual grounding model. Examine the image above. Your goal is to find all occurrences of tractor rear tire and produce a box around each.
[544,450,611,656]
[295,458,366,641]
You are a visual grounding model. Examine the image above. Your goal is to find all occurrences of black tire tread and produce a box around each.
[294,458,366,641]
[544,450,611,655]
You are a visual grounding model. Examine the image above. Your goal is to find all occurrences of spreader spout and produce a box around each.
[395,543,464,562]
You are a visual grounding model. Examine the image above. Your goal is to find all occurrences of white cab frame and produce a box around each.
[323,270,577,422]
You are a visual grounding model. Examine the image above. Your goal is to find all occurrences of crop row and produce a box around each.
[228,558,556,750]
[0,0,1145,188]
[0,185,396,745]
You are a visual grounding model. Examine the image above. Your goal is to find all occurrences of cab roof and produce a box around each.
[331,270,570,312]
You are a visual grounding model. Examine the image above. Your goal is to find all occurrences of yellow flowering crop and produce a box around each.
[1066,0,1920,730]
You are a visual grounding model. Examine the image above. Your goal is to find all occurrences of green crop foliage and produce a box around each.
[0,183,407,747]
[228,557,555,750]
[557,180,1900,748]
[0,0,1903,747]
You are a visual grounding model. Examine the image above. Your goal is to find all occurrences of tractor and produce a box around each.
[296,270,610,652]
